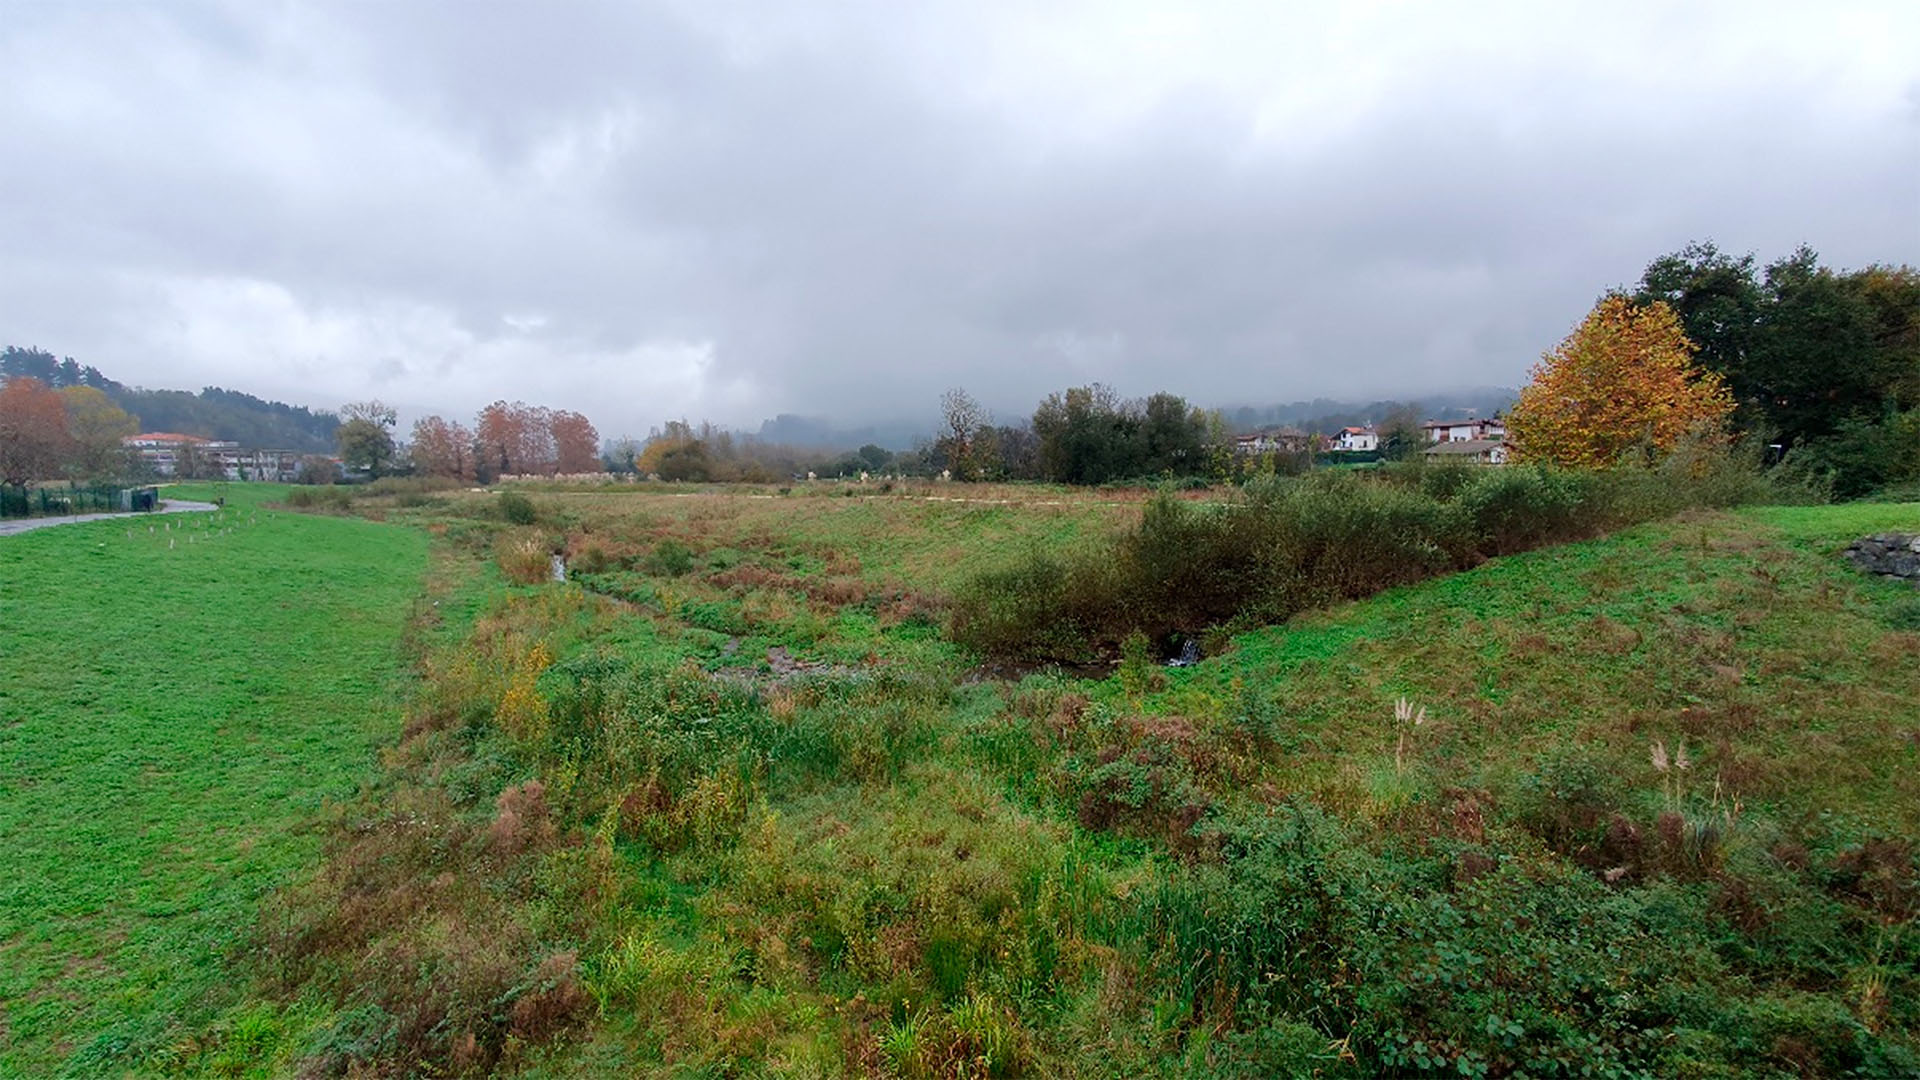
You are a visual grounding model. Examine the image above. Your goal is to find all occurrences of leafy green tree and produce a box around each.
[602,436,644,474]
[1139,392,1208,475]
[1633,241,1761,396]
[1033,384,1134,484]
[985,425,1040,480]
[1854,264,1920,407]
[336,400,398,476]
[1634,244,1916,448]
[1632,243,1919,496]
[1376,402,1425,461]
[1746,248,1891,446]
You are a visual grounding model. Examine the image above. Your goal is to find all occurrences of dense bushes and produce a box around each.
[954,449,1798,660]
[282,486,352,511]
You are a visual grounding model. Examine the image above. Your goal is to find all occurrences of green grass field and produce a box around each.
[246,481,1919,1077]
[1107,502,1920,835]
[3,479,1917,1076]
[0,485,427,1074]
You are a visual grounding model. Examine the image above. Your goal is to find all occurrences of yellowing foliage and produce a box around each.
[497,641,553,744]
[1508,297,1734,467]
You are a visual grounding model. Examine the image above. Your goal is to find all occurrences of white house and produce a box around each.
[1333,426,1379,452]
[1423,417,1507,443]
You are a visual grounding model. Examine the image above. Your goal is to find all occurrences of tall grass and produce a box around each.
[954,445,1803,660]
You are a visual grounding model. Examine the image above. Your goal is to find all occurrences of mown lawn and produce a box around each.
[0,485,426,1074]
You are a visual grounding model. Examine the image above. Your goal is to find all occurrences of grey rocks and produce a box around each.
[1844,533,1920,584]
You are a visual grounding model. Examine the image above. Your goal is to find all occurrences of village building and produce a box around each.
[1234,426,1314,455]
[123,433,306,482]
[1423,416,1507,443]
[1332,426,1379,452]
[1422,438,1510,465]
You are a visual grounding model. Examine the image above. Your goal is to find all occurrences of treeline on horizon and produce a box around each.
[600,243,1919,499]
[0,346,340,453]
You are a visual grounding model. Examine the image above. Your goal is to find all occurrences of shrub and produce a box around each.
[497,491,539,525]
[949,547,1119,663]
[954,447,1785,661]
[642,539,695,577]
[1455,465,1586,554]
[570,542,614,575]
[497,533,553,585]
[952,477,1472,660]
[1511,744,1622,858]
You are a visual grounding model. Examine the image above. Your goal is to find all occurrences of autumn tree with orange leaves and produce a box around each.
[1507,296,1734,467]
[0,377,78,488]
[549,410,600,473]
[410,415,474,480]
[471,401,599,478]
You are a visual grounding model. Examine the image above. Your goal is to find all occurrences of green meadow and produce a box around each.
[2,478,1917,1076]
[0,485,427,1074]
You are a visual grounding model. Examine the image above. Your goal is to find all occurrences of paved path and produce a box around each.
[0,500,221,537]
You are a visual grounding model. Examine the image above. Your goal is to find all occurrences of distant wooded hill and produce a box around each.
[1,346,340,452]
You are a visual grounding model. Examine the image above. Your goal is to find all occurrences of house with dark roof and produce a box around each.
[1421,438,1509,465]
[1234,427,1313,455]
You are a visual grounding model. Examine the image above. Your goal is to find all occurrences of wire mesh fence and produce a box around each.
[0,485,159,519]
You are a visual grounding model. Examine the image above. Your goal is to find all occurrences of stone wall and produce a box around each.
[1844,533,1920,584]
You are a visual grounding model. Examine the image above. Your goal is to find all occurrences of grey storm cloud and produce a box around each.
[2,0,1916,437]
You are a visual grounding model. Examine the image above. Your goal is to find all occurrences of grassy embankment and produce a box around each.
[0,483,428,1074]
[233,480,1918,1077]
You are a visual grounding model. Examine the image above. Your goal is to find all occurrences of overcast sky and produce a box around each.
[3,1,1916,436]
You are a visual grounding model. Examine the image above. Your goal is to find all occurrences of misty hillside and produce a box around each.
[752,413,927,451]
[2,346,340,453]
[752,387,1522,454]
[1221,386,1520,433]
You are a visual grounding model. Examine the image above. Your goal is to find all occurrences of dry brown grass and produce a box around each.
[496,531,553,584]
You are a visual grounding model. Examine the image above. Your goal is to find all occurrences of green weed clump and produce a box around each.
[1888,594,1920,631]
[641,537,695,576]
[494,490,540,525]
[284,485,353,511]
